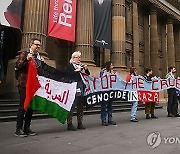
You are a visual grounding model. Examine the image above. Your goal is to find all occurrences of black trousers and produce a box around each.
[67,96,84,125]
[167,88,178,115]
[16,86,33,130]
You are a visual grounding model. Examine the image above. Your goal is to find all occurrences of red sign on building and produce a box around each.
[48,0,77,42]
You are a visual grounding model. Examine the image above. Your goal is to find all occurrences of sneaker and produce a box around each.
[175,114,180,117]
[146,114,151,119]
[167,113,175,117]
[77,123,86,130]
[130,118,138,122]
[67,124,77,131]
[14,129,28,137]
[108,121,116,125]
[102,122,108,126]
[24,128,37,136]
[151,114,158,119]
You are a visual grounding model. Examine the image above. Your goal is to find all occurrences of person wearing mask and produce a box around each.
[144,68,158,119]
[15,38,44,137]
[100,61,116,126]
[126,67,138,122]
[165,66,180,117]
[66,51,90,131]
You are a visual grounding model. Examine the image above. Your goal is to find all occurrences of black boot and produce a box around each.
[146,114,150,119]
[77,123,86,130]
[67,124,76,131]
[151,114,158,119]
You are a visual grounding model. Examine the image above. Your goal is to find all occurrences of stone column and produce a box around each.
[75,0,94,66]
[132,0,139,70]
[167,18,175,67]
[174,25,180,77]
[161,21,167,77]
[21,0,49,57]
[111,0,126,71]
[150,7,159,76]
[144,10,150,69]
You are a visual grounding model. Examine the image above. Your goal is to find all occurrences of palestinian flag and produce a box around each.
[24,60,77,124]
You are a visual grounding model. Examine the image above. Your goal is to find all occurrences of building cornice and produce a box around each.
[149,0,180,21]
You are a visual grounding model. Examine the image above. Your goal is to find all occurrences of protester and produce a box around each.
[144,68,158,119]
[15,38,44,137]
[100,61,116,126]
[165,66,180,117]
[66,51,90,131]
[99,63,106,77]
[126,67,138,122]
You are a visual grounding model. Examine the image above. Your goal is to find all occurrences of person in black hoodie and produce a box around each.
[66,51,90,131]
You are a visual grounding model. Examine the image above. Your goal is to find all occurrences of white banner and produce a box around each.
[81,73,180,94]
[36,76,77,112]
[81,72,180,104]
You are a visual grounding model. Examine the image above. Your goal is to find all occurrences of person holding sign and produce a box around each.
[144,68,158,119]
[66,51,90,131]
[165,66,180,117]
[126,67,138,122]
[100,61,116,126]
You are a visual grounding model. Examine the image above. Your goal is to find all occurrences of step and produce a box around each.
[0,98,163,122]
[0,99,19,104]
[0,105,163,122]
[0,104,19,110]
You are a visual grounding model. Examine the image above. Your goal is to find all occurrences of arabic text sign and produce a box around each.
[36,76,77,111]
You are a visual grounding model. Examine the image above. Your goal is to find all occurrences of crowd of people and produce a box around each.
[12,38,180,137]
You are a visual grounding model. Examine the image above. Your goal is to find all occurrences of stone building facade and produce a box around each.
[0,0,180,98]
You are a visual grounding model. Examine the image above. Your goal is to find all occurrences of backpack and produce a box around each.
[14,51,29,80]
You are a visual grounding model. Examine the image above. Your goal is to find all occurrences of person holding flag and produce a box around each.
[15,38,43,137]
[66,51,90,131]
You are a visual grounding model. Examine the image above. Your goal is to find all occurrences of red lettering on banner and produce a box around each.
[152,80,159,90]
[138,77,144,88]
[168,78,175,87]
[101,75,108,89]
[160,79,168,90]
[132,78,138,89]
[93,77,97,90]
[110,74,117,88]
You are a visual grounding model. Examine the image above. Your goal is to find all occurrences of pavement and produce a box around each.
[0,104,180,154]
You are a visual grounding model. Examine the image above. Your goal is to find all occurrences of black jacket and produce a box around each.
[66,63,90,82]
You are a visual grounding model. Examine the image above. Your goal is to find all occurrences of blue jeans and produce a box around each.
[101,100,113,123]
[130,101,138,120]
